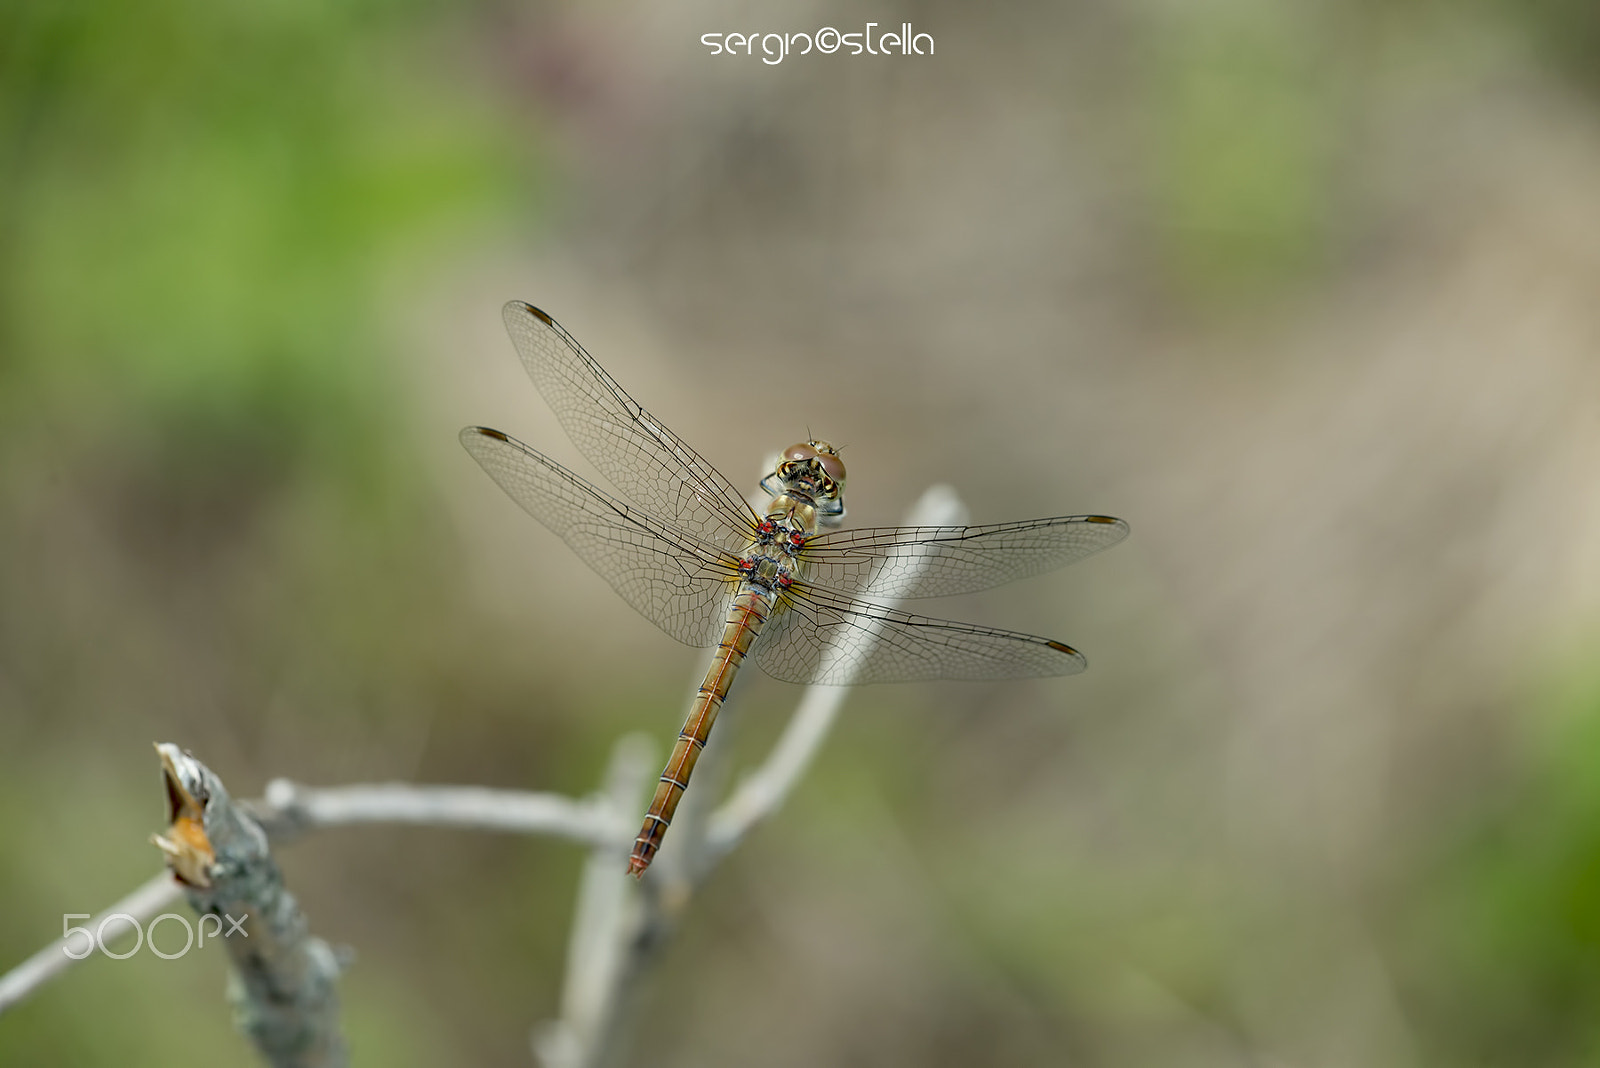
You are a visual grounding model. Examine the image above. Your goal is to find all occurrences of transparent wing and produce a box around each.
[461,426,740,648]
[501,301,760,554]
[753,581,1087,684]
[802,515,1128,599]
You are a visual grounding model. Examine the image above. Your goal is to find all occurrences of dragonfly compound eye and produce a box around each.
[809,442,846,485]
[782,442,818,463]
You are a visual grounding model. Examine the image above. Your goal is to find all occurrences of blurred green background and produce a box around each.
[4,1,1600,1065]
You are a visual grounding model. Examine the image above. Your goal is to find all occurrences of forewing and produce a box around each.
[753,581,1087,685]
[502,301,760,553]
[802,515,1128,599]
[461,426,739,648]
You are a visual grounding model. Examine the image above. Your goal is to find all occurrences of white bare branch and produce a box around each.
[706,484,968,862]
[534,734,656,1068]
[0,871,184,1014]
[526,485,969,1068]
[256,780,633,848]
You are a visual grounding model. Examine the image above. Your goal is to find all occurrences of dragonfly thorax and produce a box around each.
[759,497,822,548]
[737,553,793,592]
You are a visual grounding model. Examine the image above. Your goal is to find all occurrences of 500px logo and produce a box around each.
[61,912,248,960]
[701,23,934,65]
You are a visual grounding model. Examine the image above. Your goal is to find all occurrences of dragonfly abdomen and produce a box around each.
[627,584,774,876]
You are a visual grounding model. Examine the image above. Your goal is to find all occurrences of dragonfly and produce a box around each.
[462,302,1128,876]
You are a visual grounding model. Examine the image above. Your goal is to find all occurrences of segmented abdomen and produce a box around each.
[627,585,772,876]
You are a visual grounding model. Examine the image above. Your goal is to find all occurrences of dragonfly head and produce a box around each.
[761,440,847,525]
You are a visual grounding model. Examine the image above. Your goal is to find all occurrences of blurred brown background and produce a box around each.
[4,1,1600,1065]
